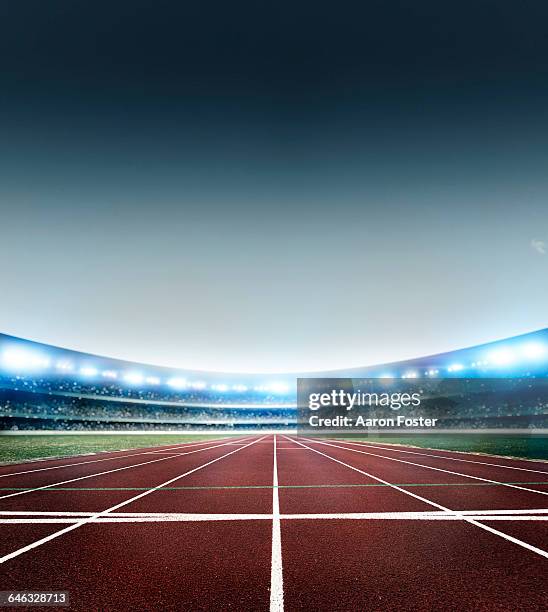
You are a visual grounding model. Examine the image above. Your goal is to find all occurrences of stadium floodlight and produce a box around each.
[521,342,546,360]
[379,373,394,378]
[145,376,161,385]
[232,384,248,392]
[268,382,289,393]
[124,372,144,385]
[167,377,187,389]
[488,348,514,366]
[212,383,229,392]
[102,370,118,379]
[447,363,464,373]
[80,366,98,377]
[402,371,418,379]
[191,381,206,390]
[1,347,51,371]
[55,359,74,372]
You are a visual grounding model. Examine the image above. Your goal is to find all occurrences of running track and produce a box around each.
[0,434,547,611]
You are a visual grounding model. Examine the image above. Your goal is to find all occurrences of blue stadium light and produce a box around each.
[267,382,290,394]
[488,348,515,366]
[145,376,161,385]
[167,377,187,389]
[232,384,248,392]
[447,363,464,373]
[80,366,98,377]
[1,347,51,371]
[212,383,229,392]
[55,359,74,372]
[379,373,394,378]
[190,381,206,390]
[402,371,418,379]
[102,370,118,379]
[521,342,546,360]
[124,372,144,385]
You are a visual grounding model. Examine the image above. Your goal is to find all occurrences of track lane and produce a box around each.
[0,435,244,478]
[329,438,548,471]
[286,436,548,556]
[0,435,266,565]
[0,437,253,507]
[326,438,548,481]
[117,436,273,514]
[0,437,265,514]
[0,434,273,611]
[277,439,433,515]
[302,438,548,511]
[281,519,548,612]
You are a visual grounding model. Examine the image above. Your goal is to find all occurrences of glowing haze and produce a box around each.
[0,1,547,372]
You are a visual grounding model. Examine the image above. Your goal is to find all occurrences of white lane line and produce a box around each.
[270,435,284,612]
[0,436,243,479]
[0,435,266,564]
[0,437,252,501]
[285,436,548,559]
[2,508,546,517]
[306,439,548,497]
[1,513,547,524]
[327,439,548,475]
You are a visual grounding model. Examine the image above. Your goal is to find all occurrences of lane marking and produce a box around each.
[0,436,244,479]
[2,508,546,517]
[327,439,548,474]
[270,435,284,612]
[306,439,548,497]
[1,481,546,492]
[285,436,548,559]
[0,435,266,564]
[0,437,249,501]
[0,510,547,523]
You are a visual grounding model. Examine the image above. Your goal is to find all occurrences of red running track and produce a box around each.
[0,434,546,611]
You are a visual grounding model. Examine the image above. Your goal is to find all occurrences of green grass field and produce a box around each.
[0,432,546,464]
[0,434,233,464]
[330,434,548,460]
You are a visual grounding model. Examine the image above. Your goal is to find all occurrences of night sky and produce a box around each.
[1,1,547,372]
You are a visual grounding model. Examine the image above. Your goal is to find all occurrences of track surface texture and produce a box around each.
[0,434,546,611]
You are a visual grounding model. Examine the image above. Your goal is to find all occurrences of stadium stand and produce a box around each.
[0,330,547,431]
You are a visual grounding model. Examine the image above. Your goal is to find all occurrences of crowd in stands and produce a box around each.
[1,374,547,431]
[0,374,292,406]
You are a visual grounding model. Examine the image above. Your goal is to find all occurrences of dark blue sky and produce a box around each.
[1,1,547,371]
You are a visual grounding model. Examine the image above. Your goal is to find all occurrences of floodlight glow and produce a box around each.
[167,377,187,389]
[447,363,464,373]
[402,371,417,379]
[379,373,394,379]
[212,384,228,392]
[268,382,289,393]
[232,384,248,392]
[521,342,546,360]
[124,372,144,385]
[1,347,50,371]
[145,376,160,385]
[102,370,118,379]
[191,381,206,390]
[55,360,74,372]
[80,366,98,377]
[489,348,515,366]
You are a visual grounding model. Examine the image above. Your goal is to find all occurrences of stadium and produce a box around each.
[1,332,547,611]
[2,1,548,607]
[1,329,547,434]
